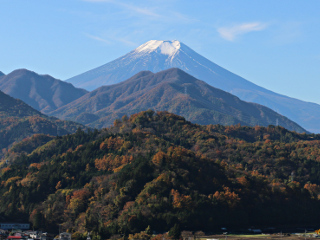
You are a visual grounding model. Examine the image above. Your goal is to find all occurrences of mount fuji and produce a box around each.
[56,68,305,132]
[67,40,320,133]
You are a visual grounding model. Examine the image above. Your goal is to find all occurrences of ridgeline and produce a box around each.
[1,110,320,239]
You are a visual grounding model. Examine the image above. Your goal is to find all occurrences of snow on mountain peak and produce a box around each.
[134,40,181,57]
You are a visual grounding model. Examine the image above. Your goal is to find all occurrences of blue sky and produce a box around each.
[1,0,320,104]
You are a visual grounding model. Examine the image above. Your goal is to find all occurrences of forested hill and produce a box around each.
[52,68,305,133]
[0,90,86,152]
[1,111,320,239]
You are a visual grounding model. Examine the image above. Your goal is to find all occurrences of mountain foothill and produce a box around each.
[51,68,305,133]
[0,69,88,114]
[0,88,86,159]
[0,69,89,158]
[1,110,320,237]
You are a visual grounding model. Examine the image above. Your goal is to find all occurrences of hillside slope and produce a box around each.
[0,111,320,237]
[0,69,88,114]
[0,90,86,151]
[54,68,305,133]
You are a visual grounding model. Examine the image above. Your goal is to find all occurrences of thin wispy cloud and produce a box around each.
[83,0,111,1]
[170,11,197,23]
[119,2,160,17]
[83,0,161,18]
[84,33,136,46]
[111,36,137,46]
[81,0,197,46]
[218,22,268,41]
[84,33,111,44]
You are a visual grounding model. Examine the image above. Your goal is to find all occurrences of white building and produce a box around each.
[59,232,71,240]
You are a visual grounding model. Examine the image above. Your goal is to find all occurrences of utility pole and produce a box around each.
[305,228,307,240]
[223,232,227,240]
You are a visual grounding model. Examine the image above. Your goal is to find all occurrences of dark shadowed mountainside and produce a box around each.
[0,69,88,114]
[53,68,305,133]
[0,90,86,151]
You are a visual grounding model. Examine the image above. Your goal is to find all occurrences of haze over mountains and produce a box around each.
[0,69,88,114]
[67,40,320,133]
[0,66,306,133]
[0,40,317,134]
[53,68,305,132]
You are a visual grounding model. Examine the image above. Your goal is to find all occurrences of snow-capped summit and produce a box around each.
[67,39,221,91]
[134,40,181,57]
[67,39,249,92]
[66,39,320,133]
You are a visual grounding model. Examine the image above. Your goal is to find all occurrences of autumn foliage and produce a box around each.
[1,110,320,238]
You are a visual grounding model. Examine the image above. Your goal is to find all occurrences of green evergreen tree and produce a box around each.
[145,225,152,235]
[168,224,180,239]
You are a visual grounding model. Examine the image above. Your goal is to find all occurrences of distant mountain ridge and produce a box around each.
[54,68,305,132]
[66,40,320,133]
[0,69,88,114]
